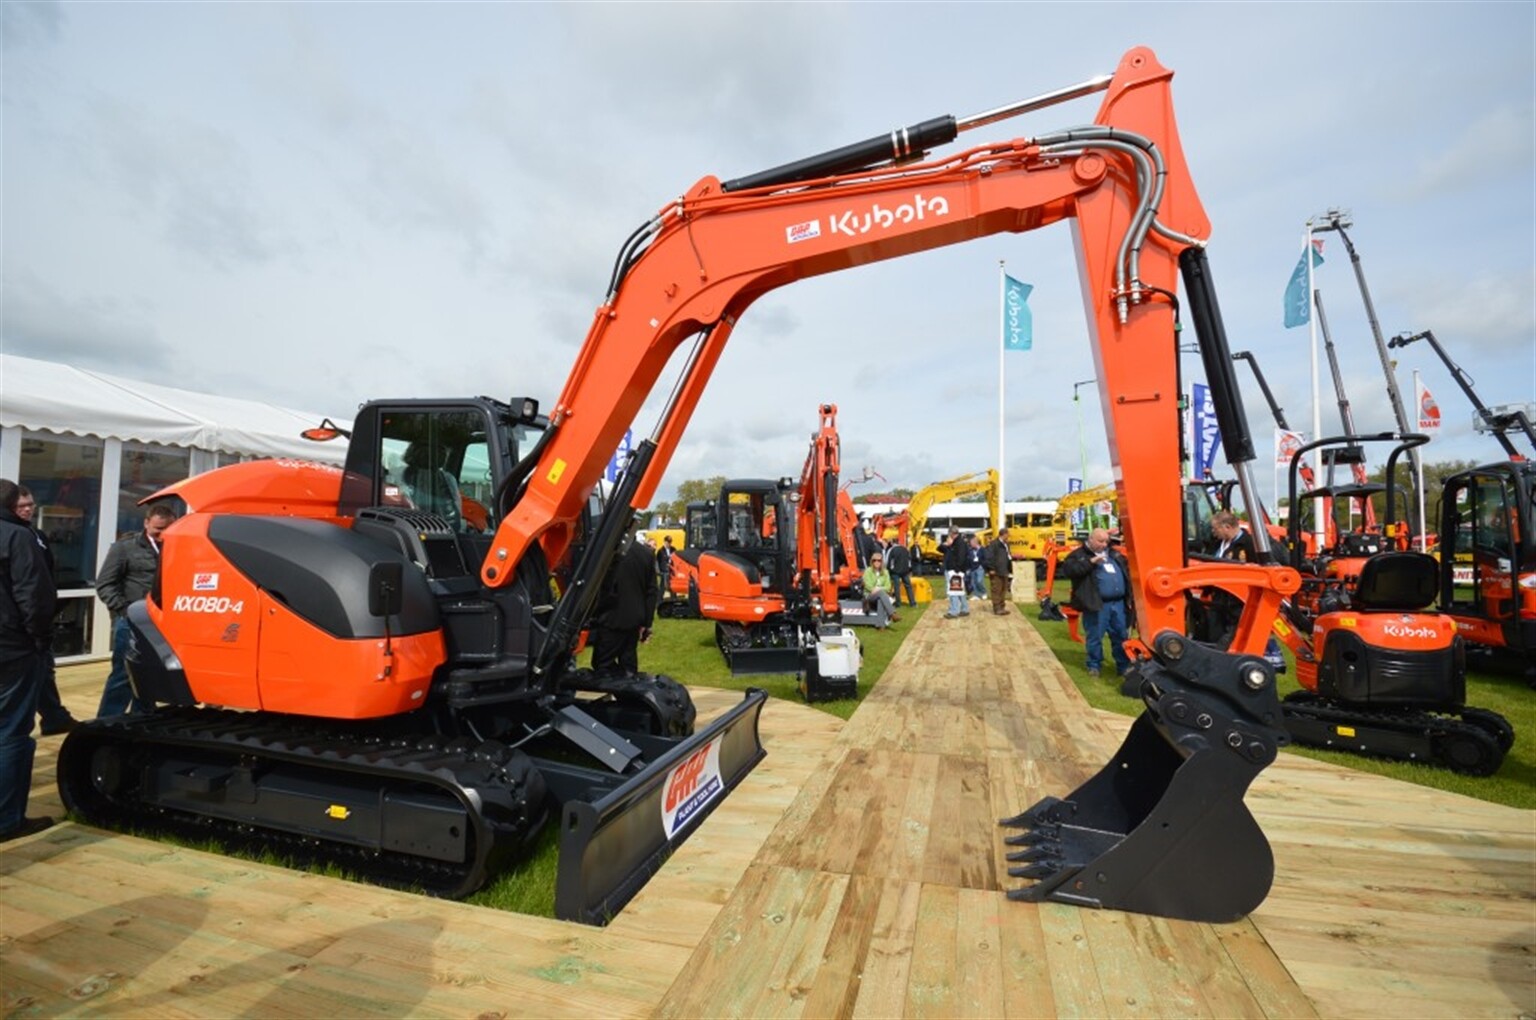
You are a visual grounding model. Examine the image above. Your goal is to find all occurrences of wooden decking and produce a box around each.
[2,609,1532,1018]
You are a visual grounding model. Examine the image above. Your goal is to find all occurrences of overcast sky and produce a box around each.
[4,2,1532,511]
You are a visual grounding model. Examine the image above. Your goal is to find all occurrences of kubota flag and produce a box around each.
[1283,239,1325,328]
[1003,274,1033,351]
[1416,377,1442,430]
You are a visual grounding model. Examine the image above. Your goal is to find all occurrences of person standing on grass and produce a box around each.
[1061,527,1132,678]
[885,539,915,609]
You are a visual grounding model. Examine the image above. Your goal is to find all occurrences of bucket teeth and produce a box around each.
[1008,862,1062,881]
[1000,795,1072,830]
[1006,846,1057,865]
[1003,827,1052,847]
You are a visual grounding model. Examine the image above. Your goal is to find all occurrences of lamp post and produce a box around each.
[1072,378,1096,485]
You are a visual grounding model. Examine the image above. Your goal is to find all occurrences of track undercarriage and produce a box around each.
[1280,692,1514,776]
[58,674,768,924]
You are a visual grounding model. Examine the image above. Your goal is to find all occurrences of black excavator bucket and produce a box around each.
[1038,596,1067,622]
[1001,631,1288,923]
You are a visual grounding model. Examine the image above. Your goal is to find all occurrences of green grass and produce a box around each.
[1021,581,1536,809]
[630,605,920,721]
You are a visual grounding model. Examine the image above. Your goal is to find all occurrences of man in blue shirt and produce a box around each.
[1060,528,1133,678]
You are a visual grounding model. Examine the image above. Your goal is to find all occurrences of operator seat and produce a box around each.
[403,464,464,533]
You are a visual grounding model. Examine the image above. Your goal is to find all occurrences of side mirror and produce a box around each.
[368,561,404,618]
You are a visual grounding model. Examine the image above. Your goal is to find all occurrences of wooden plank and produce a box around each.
[849,879,921,1019]
[797,871,885,1019]
[903,883,961,1018]
[952,887,1006,1019]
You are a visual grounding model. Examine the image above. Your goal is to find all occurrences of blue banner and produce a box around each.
[1283,242,1324,329]
[1067,477,1083,531]
[604,428,634,483]
[1003,274,1033,351]
[1193,382,1221,479]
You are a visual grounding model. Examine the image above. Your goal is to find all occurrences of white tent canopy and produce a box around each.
[0,354,352,463]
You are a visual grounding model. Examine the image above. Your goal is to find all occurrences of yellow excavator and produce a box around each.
[870,469,1000,574]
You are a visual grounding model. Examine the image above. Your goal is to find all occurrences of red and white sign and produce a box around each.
[661,737,724,838]
[1416,377,1442,430]
[192,572,219,591]
[1275,428,1305,466]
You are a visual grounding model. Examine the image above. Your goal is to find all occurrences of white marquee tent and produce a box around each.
[0,354,352,463]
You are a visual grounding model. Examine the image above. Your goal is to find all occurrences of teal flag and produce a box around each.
[1283,241,1324,328]
[1003,274,1032,351]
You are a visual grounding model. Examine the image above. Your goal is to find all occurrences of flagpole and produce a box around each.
[998,260,1006,529]
[1306,222,1325,554]
[1414,369,1427,547]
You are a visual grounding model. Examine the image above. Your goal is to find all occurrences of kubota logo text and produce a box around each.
[1382,623,1439,640]
[788,193,952,245]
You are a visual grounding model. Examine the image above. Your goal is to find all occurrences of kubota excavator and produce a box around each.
[682,405,862,699]
[1269,432,1515,774]
[61,48,1309,925]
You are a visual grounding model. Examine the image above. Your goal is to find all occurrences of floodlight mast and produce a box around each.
[1310,208,1426,541]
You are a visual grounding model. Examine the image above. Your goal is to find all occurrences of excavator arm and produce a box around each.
[486,47,1301,922]
[794,403,846,617]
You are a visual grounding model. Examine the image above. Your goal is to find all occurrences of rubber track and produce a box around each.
[58,708,546,898]
[1281,692,1509,774]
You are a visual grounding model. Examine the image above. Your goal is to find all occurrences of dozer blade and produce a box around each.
[552,687,767,925]
[1001,631,1287,923]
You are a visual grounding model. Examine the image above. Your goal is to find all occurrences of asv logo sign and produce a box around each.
[828,193,950,237]
[661,737,724,839]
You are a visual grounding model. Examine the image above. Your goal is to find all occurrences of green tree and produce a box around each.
[652,476,726,524]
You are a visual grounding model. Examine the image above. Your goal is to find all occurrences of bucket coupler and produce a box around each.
[1001,631,1288,923]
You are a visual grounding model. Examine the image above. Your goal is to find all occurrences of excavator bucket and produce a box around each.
[1001,631,1287,923]
[552,687,767,924]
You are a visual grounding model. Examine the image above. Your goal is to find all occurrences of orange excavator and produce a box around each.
[683,405,862,699]
[1270,432,1514,774]
[61,48,1309,924]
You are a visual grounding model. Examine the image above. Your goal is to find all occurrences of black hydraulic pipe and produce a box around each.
[1232,351,1291,432]
[534,438,658,678]
[722,116,957,193]
[1179,249,1256,464]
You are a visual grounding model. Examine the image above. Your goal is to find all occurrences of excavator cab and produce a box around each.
[1440,461,1536,678]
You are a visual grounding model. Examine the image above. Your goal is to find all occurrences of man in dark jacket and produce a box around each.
[985,527,1014,616]
[95,503,176,717]
[0,479,58,841]
[14,487,75,735]
[885,540,915,608]
[1060,527,1133,677]
[941,526,970,618]
[591,530,660,676]
[1202,511,1255,647]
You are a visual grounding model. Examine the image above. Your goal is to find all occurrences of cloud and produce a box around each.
[1,274,174,373]
[1398,105,1535,201]
[81,97,287,268]
[0,0,63,50]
